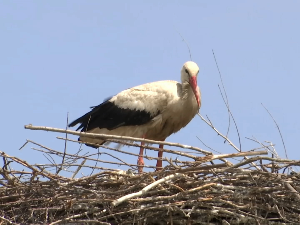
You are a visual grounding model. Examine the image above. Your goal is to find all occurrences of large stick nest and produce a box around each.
[0,122,300,225]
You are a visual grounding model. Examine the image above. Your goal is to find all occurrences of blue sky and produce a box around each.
[1,1,299,175]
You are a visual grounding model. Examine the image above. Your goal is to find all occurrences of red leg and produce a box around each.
[137,135,146,174]
[137,142,145,174]
[156,141,165,171]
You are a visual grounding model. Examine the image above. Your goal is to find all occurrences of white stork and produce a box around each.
[69,61,201,173]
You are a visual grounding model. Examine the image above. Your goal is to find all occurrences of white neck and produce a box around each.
[181,81,193,101]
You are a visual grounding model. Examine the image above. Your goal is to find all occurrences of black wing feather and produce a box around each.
[68,98,158,132]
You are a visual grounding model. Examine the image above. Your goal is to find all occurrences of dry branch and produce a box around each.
[112,173,186,206]
[24,124,211,155]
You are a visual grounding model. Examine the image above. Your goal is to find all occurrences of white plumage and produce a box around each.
[69,61,201,173]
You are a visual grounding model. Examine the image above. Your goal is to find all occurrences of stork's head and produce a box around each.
[181,61,200,107]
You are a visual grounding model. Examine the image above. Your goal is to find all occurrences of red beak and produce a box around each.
[189,76,200,107]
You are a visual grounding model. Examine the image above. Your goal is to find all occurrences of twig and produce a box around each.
[131,183,217,203]
[212,50,235,145]
[227,156,297,169]
[112,173,186,206]
[24,124,211,155]
[71,159,87,179]
[284,182,300,201]
[217,84,241,150]
[0,216,18,225]
[57,112,69,174]
[31,147,157,169]
[177,32,192,61]
[261,103,288,159]
[0,151,66,182]
[198,114,241,153]
[199,113,261,170]
[57,136,200,160]
[193,150,268,163]
[196,136,222,155]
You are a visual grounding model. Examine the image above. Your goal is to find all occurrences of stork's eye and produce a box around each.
[185,69,189,74]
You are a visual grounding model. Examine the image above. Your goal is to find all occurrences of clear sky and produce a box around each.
[1,1,299,175]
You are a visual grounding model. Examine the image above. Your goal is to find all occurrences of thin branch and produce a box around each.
[212,50,242,151]
[217,84,242,150]
[57,112,69,174]
[112,173,186,206]
[261,103,288,159]
[199,113,261,170]
[57,136,199,160]
[0,151,66,182]
[71,159,87,179]
[198,114,240,153]
[24,124,212,155]
[212,50,231,139]
[0,216,19,225]
[177,32,192,61]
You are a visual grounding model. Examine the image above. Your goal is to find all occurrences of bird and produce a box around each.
[68,61,201,173]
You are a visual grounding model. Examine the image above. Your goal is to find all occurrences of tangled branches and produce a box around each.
[0,120,299,224]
